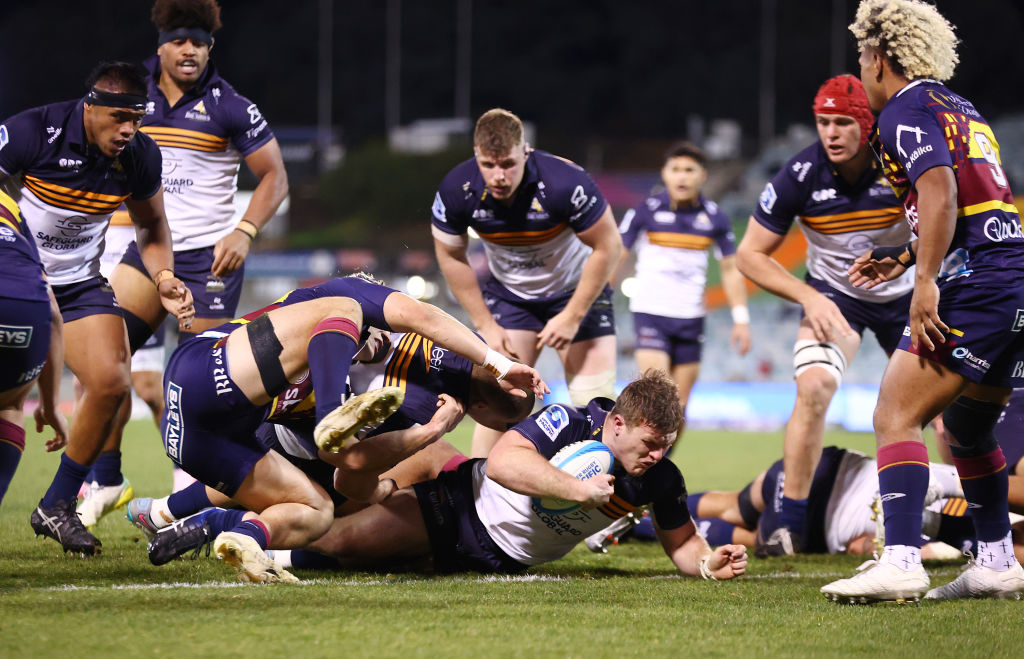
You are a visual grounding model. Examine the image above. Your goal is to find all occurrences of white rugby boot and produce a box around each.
[77,479,134,528]
[821,557,930,604]
[213,531,299,584]
[314,387,404,453]
[585,512,641,553]
[925,557,1024,600]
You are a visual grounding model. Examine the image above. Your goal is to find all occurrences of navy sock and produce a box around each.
[42,453,92,508]
[289,549,340,570]
[91,450,123,487]
[779,496,808,538]
[0,419,26,507]
[695,517,737,546]
[232,519,271,550]
[954,448,1011,542]
[167,480,213,519]
[204,508,247,536]
[686,492,705,516]
[308,317,360,423]
[877,441,930,547]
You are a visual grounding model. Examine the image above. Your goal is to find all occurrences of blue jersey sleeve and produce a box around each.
[128,132,163,200]
[218,91,275,157]
[430,174,471,236]
[0,109,43,176]
[709,204,737,258]
[618,206,645,250]
[511,404,590,459]
[879,98,951,186]
[751,160,807,235]
[560,164,608,233]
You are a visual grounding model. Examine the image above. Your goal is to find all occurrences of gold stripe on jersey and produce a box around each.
[141,126,229,152]
[477,223,569,246]
[800,207,904,234]
[109,210,132,227]
[0,191,23,234]
[384,333,422,393]
[645,232,714,250]
[956,200,1019,218]
[421,338,434,370]
[941,497,968,517]
[23,175,128,214]
[598,494,635,519]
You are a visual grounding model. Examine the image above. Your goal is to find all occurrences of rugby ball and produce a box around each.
[532,440,615,515]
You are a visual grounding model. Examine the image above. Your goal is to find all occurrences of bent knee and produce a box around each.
[794,370,838,414]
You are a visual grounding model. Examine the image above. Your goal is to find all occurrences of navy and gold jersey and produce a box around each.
[431,149,608,300]
[875,79,1024,280]
[0,189,47,303]
[0,99,162,285]
[752,141,912,302]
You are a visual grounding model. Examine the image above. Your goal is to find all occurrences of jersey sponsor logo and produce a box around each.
[569,185,589,210]
[811,188,836,202]
[536,405,570,440]
[17,361,44,384]
[1012,361,1024,378]
[146,101,156,115]
[982,217,1022,243]
[880,492,905,502]
[0,124,7,151]
[431,192,447,222]
[46,126,62,144]
[791,161,811,182]
[952,346,991,374]
[694,212,712,230]
[164,381,183,459]
[211,346,234,396]
[59,158,83,170]
[758,182,777,214]
[653,210,676,224]
[939,248,972,280]
[895,124,927,159]
[1013,310,1024,333]
[429,345,448,371]
[0,324,32,348]
[0,226,14,243]
[185,100,211,122]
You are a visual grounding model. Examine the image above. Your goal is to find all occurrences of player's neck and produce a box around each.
[834,148,873,185]
[158,72,197,107]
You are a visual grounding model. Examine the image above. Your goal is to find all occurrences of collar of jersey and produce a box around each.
[144,54,220,109]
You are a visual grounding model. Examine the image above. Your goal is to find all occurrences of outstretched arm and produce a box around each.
[657,518,748,579]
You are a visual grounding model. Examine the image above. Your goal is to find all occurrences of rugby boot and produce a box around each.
[30,499,102,556]
[821,557,929,604]
[148,509,215,566]
[213,531,299,584]
[925,556,1024,600]
[314,387,404,453]
[125,497,162,540]
[585,511,641,553]
[754,526,801,558]
[77,479,134,528]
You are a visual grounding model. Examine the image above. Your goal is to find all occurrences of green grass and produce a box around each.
[0,421,1017,658]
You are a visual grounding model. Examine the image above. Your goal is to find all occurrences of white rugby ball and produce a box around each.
[532,440,615,515]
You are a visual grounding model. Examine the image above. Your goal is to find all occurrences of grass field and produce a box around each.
[1,420,1019,658]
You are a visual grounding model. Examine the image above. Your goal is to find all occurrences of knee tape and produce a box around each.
[567,370,616,405]
[121,308,156,355]
[943,396,1003,458]
[793,340,847,387]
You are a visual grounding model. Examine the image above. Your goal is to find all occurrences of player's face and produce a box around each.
[474,144,528,203]
[858,48,888,112]
[607,415,675,476]
[82,98,145,158]
[816,113,861,164]
[157,37,212,87]
[661,156,707,205]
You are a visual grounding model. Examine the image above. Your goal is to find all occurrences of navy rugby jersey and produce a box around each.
[620,192,735,318]
[0,99,162,285]
[0,189,47,302]
[513,398,691,529]
[874,80,1024,280]
[141,56,275,251]
[431,149,608,300]
[753,140,912,301]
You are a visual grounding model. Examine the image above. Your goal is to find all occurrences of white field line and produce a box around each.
[37,569,947,592]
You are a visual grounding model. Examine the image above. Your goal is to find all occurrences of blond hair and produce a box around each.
[610,370,683,437]
[849,0,959,81]
[474,108,524,155]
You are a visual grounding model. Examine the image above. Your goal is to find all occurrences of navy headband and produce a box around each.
[157,26,214,46]
[85,88,147,111]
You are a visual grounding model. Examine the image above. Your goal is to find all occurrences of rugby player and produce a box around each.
[736,74,912,556]
[155,274,547,582]
[618,141,750,428]
[83,0,290,517]
[281,371,748,580]
[432,108,622,457]
[0,62,195,555]
[0,191,67,507]
[822,0,1024,602]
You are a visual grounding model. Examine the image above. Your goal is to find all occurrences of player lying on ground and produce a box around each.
[262,371,747,580]
[156,274,547,582]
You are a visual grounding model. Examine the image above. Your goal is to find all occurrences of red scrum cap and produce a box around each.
[813,74,873,147]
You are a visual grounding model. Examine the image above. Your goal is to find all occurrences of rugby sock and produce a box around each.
[167,480,213,520]
[148,496,176,529]
[877,441,930,561]
[930,506,977,555]
[308,318,360,424]
[686,492,705,516]
[779,496,807,539]
[976,531,1018,571]
[0,419,26,506]
[41,453,91,508]
[91,450,123,487]
[953,448,1010,543]
[232,519,271,550]
[285,549,340,570]
[695,517,737,546]
[203,508,247,537]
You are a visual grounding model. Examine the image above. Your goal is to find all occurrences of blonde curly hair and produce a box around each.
[849,0,959,81]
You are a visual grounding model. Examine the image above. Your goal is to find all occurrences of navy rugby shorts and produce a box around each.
[632,312,703,365]
[122,241,244,319]
[482,279,615,343]
[0,297,51,391]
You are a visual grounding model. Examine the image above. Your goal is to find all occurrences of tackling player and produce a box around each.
[736,74,912,556]
[822,0,1024,602]
[432,108,622,457]
[0,62,194,555]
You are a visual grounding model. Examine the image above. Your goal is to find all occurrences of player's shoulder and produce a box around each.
[530,149,593,186]
[2,99,74,137]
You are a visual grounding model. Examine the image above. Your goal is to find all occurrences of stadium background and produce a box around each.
[3,0,1023,429]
